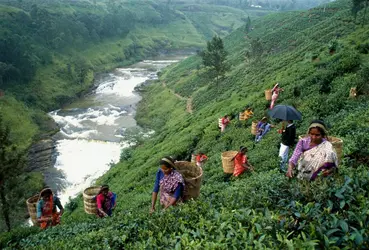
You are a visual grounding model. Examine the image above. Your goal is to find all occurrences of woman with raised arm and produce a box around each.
[270,83,284,109]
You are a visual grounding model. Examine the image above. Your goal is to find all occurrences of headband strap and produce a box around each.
[308,123,327,135]
[161,158,175,168]
[38,188,53,201]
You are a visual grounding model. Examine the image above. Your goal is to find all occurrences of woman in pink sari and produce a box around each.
[270,83,284,109]
[286,120,338,181]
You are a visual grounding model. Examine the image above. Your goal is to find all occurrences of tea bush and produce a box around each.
[2,0,369,249]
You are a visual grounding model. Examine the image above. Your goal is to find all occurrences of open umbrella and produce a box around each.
[268,105,302,121]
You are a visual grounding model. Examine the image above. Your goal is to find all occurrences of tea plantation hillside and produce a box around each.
[1,0,369,248]
[0,0,269,232]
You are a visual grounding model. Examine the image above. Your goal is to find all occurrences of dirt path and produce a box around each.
[186,97,193,114]
[162,81,193,113]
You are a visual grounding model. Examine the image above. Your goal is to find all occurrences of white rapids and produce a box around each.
[48,56,186,205]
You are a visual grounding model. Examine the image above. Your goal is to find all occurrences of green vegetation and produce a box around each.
[199,35,229,82]
[2,0,369,248]
[0,0,257,110]
[0,0,266,232]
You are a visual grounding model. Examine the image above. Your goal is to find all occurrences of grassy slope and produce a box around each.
[0,0,267,233]
[2,0,369,249]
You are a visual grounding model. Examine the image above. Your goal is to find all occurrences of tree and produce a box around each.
[200,35,229,82]
[72,57,93,84]
[250,38,264,62]
[352,0,369,25]
[0,116,27,231]
[244,15,252,33]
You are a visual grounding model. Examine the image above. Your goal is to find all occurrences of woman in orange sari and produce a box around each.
[36,188,64,229]
[233,146,254,177]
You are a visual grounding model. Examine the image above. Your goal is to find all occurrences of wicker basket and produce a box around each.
[349,87,357,98]
[239,112,245,121]
[174,161,203,201]
[298,135,343,163]
[329,136,343,163]
[26,195,39,226]
[191,154,196,163]
[218,118,222,128]
[221,151,237,174]
[83,186,101,214]
[251,121,258,135]
[265,89,272,100]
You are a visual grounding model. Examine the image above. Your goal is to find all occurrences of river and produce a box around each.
[48,55,186,205]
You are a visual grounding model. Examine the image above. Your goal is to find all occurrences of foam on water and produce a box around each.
[55,139,121,205]
[48,58,185,205]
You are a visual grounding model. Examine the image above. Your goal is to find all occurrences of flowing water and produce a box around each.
[48,56,186,205]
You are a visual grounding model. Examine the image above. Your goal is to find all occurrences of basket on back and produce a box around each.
[251,121,258,135]
[265,89,272,100]
[329,136,343,164]
[221,151,237,174]
[349,87,357,98]
[191,154,196,163]
[26,195,40,226]
[83,186,101,214]
[174,161,203,201]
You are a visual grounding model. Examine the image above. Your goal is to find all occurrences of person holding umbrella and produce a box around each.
[278,120,296,173]
[268,104,302,122]
[268,105,301,172]
[286,120,338,181]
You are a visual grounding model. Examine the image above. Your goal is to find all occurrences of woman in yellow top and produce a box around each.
[243,108,254,120]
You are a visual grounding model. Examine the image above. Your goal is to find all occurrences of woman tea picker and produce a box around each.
[150,157,185,213]
[286,120,338,181]
[96,185,117,218]
[232,146,254,177]
[37,188,64,229]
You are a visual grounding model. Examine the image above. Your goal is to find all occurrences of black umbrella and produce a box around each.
[268,105,302,121]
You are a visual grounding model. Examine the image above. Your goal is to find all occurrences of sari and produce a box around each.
[297,140,338,180]
[221,117,230,132]
[159,170,184,207]
[196,154,208,167]
[270,86,282,109]
[233,152,248,177]
[96,192,116,218]
[243,110,253,120]
[38,196,61,229]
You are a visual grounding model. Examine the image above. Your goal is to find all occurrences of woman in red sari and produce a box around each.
[96,185,117,218]
[37,188,64,229]
[233,146,254,177]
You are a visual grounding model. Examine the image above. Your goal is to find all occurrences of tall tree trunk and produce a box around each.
[0,184,11,231]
